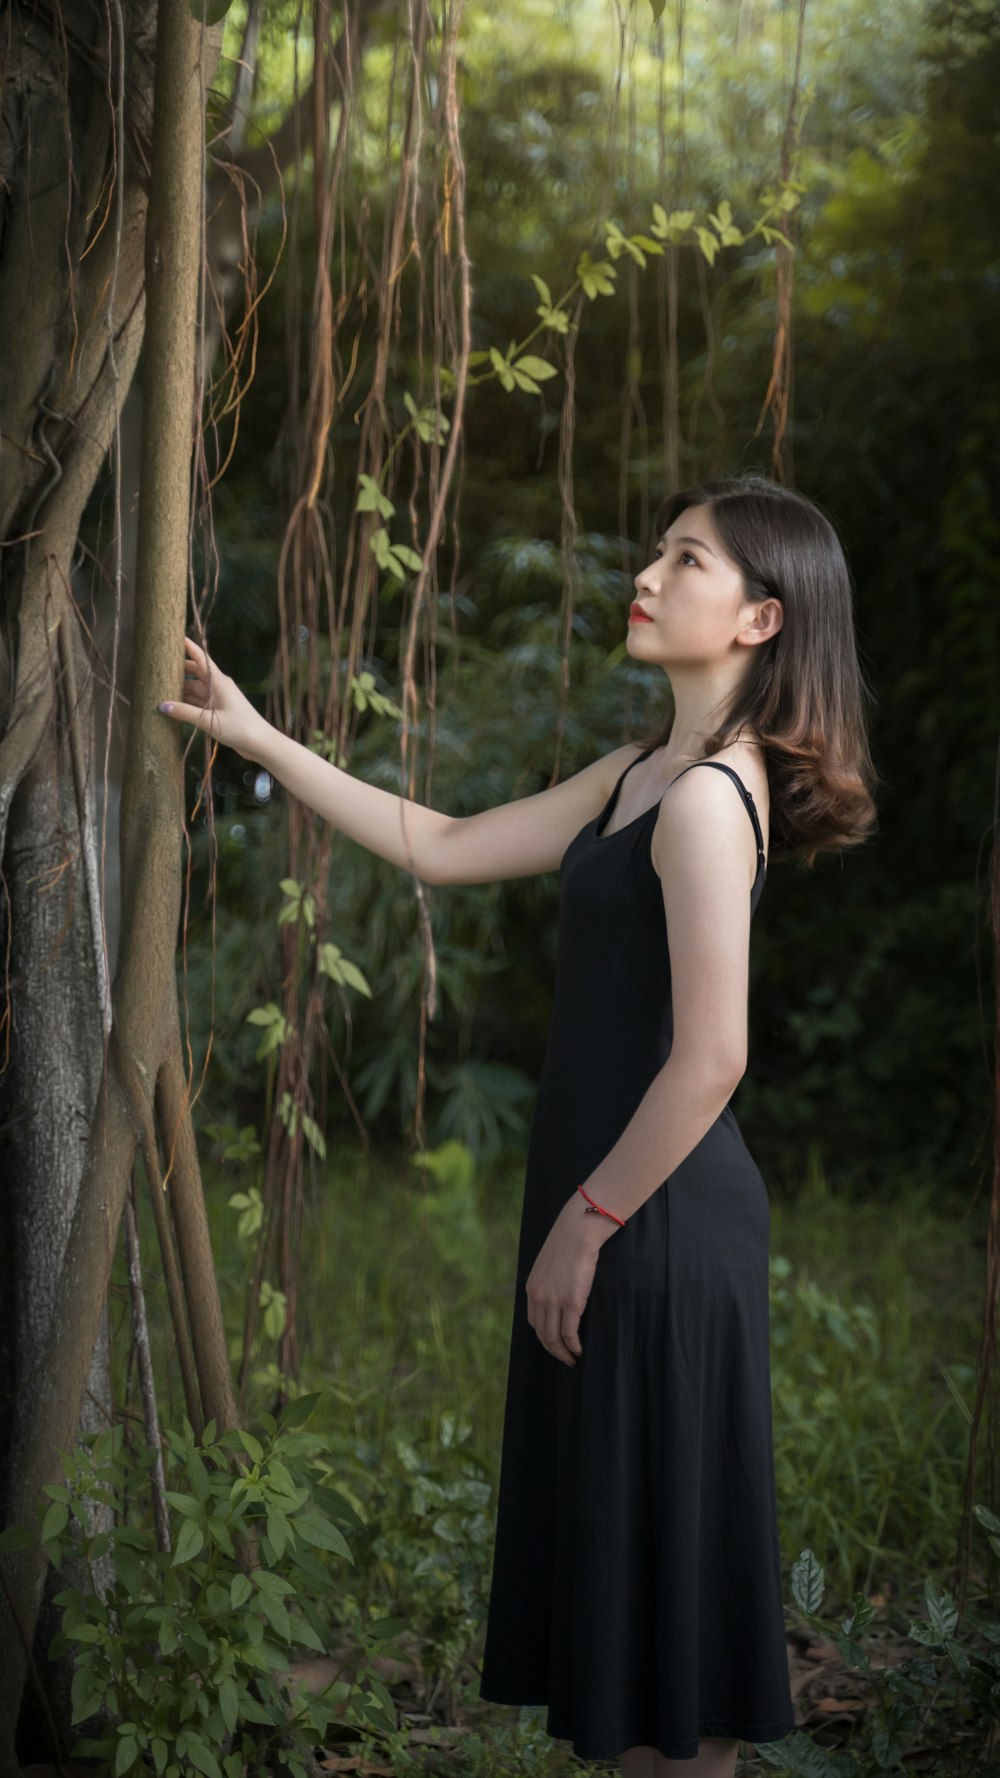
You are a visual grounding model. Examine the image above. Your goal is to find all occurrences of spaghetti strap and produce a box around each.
[670,759,767,875]
[596,744,657,832]
[615,743,656,792]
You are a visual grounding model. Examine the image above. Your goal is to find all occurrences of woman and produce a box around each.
[159,472,877,1776]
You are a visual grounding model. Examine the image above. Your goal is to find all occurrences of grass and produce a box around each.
[130,1133,986,1773]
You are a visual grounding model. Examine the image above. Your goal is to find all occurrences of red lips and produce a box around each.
[629,603,653,623]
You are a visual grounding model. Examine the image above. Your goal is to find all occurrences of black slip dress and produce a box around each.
[478,744,795,1763]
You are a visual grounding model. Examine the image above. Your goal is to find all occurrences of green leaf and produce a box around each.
[536,303,569,335]
[944,1635,970,1674]
[70,1664,105,1726]
[230,1572,253,1609]
[650,205,696,240]
[266,1508,290,1558]
[171,1518,204,1566]
[790,1547,825,1615]
[41,1501,69,1543]
[115,1734,139,1776]
[253,1568,296,1597]
[218,1678,239,1735]
[514,355,557,382]
[301,1114,326,1161]
[832,1633,868,1669]
[603,221,627,259]
[258,1590,291,1643]
[280,1392,321,1430]
[291,1615,325,1653]
[338,959,372,997]
[355,474,394,520]
[575,250,616,299]
[293,1512,352,1559]
[245,1003,284,1029]
[870,1727,904,1769]
[186,1446,211,1505]
[488,346,515,392]
[924,1575,958,1639]
[183,1737,223,1778]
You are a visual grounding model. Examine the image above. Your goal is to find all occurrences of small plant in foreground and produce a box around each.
[752,1515,1000,1775]
[0,1395,399,1777]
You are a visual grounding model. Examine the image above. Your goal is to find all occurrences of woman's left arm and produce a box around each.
[524,767,759,1368]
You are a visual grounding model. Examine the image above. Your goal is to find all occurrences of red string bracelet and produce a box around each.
[577,1184,626,1228]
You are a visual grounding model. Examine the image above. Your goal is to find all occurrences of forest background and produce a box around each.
[178,0,995,1197]
[1,0,999,1770]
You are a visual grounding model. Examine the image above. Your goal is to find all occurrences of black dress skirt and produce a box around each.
[478,747,796,1762]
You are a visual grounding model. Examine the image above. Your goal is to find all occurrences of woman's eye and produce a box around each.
[679,550,697,567]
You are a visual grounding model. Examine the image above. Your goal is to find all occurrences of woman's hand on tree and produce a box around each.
[525,1194,617,1367]
[158,636,268,762]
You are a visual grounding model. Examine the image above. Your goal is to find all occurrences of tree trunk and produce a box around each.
[0,1,155,1762]
[0,0,224,1765]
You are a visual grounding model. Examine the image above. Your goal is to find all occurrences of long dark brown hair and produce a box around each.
[641,473,879,869]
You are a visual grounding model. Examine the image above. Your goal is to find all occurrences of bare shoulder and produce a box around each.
[651,742,770,887]
[694,741,770,819]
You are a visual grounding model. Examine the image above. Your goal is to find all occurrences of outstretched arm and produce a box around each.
[158,635,639,886]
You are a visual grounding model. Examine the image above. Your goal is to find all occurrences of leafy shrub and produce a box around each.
[754,1527,1000,1775]
[0,1397,399,1778]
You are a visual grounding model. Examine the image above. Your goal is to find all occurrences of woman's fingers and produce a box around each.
[561,1308,583,1359]
[158,681,225,737]
[542,1303,577,1367]
[159,699,208,730]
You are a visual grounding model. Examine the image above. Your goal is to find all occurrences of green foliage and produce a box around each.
[245,1000,292,1059]
[169,0,1000,1192]
[767,1159,977,1599]
[278,1088,327,1160]
[749,1534,1000,1773]
[177,1143,990,1770]
[345,1414,496,1687]
[0,1403,399,1777]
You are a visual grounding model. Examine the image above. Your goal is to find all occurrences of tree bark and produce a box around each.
[0,0,223,1765]
[0,0,155,1761]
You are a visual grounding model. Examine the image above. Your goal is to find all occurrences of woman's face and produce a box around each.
[629,503,772,669]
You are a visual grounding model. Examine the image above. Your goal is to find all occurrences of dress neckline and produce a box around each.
[593,745,677,841]
[593,745,768,883]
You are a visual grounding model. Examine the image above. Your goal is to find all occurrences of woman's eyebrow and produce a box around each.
[658,533,718,559]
